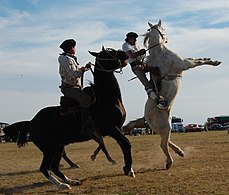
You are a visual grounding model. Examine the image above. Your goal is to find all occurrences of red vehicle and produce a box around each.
[184,124,203,132]
[205,115,229,130]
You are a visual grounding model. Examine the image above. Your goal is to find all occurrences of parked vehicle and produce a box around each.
[205,115,229,130]
[184,124,203,132]
[0,122,9,142]
[208,124,225,130]
[130,128,146,136]
[171,116,184,132]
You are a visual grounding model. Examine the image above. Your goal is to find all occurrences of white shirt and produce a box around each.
[58,54,83,87]
[122,41,141,64]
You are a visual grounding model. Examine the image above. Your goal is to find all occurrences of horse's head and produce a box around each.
[143,19,167,49]
[89,47,128,72]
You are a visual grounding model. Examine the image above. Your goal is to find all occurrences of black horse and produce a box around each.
[3,47,134,190]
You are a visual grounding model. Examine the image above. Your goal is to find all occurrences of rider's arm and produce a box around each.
[122,42,145,60]
[126,49,146,59]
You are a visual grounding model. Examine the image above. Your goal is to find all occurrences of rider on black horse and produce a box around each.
[58,39,97,134]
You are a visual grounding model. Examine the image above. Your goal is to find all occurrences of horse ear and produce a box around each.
[148,22,153,28]
[88,51,98,57]
[158,19,162,26]
[102,45,105,50]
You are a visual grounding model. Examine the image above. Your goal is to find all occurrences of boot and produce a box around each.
[146,88,157,100]
[146,88,168,110]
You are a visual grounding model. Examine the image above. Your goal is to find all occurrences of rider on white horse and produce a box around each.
[122,32,168,109]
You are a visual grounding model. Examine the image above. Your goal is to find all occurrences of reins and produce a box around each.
[94,49,124,74]
[82,50,124,88]
[146,43,160,51]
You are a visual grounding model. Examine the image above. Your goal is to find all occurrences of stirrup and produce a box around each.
[156,96,168,110]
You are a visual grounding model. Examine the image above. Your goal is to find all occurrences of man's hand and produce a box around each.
[81,62,92,72]
[139,49,146,55]
[85,62,92,69]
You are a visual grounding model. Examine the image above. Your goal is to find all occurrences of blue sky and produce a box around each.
[0,0,229,125]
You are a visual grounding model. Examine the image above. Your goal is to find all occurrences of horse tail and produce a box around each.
[3,121,30,148]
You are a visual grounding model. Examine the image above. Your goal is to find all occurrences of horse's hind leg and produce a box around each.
[168,141,184,157]
[90,145,100,161]
[159,130,173,169]
[39,149,71,190]
[93,137,117,165]
[62,148,80,168]
[51,145,80,186]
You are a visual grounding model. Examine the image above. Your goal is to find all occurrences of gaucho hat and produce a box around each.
[59,39,76,51]
[126,32,138,38]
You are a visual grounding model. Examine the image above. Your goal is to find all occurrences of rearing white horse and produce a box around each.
[142,19,221,169]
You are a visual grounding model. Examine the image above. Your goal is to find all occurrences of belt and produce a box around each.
[130,60,142,67]
[60,82,81,89]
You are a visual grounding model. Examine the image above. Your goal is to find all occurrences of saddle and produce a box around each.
[59,87,96,116]
[59,96,80,116]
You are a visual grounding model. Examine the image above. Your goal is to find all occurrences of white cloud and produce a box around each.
[0,0,228,125]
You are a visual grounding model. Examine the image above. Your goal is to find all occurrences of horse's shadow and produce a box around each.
[0,181,52,195]
[0,166,74,177]
[0,170,39,177]
[136,167,166,174]
[0,167,165,194]
[80,167,165,184]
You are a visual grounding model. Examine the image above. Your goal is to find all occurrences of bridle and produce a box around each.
[146,25,167,51]
[138,25,167,65]
[94,48,124,73]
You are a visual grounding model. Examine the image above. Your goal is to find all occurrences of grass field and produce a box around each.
[0,131,228,195]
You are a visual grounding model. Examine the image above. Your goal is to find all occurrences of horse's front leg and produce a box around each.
[184,58,221,69]
[109,126,135,177]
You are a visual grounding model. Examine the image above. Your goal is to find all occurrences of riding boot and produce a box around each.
[146,88,168,110]
[80,107,101,139]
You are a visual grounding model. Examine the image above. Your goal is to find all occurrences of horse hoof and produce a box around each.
[166,164,171,169]
[176,150,185,157]
[59,183,71,190]
[71,164,80,169]
[123,166,135,177]
[128,168,135,178]
[91,155,96,161]
[166,161,173,169]
[110,160,117,165]
[63,178,81,186]
[71,180,81,186]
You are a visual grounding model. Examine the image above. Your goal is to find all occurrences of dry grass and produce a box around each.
[0,131,228,195]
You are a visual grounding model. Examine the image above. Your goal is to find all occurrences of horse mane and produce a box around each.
[143,32,150,48]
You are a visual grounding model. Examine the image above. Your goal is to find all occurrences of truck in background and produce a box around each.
[171,116,184,132]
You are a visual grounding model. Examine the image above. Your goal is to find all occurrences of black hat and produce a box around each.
[59,39,76,52]
[126,32,138,38]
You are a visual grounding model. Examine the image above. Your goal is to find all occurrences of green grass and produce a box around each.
[0,131,228,194]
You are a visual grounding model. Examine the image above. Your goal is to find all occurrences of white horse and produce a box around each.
[142,19,221,169]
